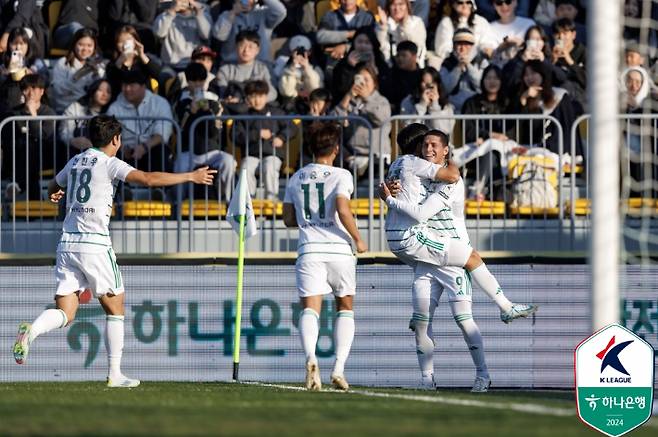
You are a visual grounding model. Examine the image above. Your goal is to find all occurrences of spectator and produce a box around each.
[153,0,212,71]
[432,0,495,69]
[59,79,113,154]
[0,27,47,79]
[317,0,375,66]
[330,26,390,103]
[173,62,235,200]
[332,62,391,176]
[233,80,291,200]
[212,0,286,64]
[167,45,221,102]
[0,0,49,58]
[1,74,55,200]
[475,0,531,21]
[551,17,586,111]
[440,28,489,112]
[532,0,557,27]
[217,30,277,102]
[277,35,325,109]
[399,66,454,134]
[299,88,333,165]
[502,24,566,97]
[376,0,427,67]
[52,0,100,50]
[106,25,163,103]
[50,28,106,114]
[384,40,422,113]
[489,0,536,67]
[550,0,586,45]
[511,59,582,157]
[106,70,173,172]
[107,0,158,54]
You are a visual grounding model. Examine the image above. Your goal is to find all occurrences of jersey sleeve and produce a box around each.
[385,190,450,223]
[335,170,353,199]
[55,159,73,187]
[412,158,441,180]
[283,176,295,204]
[107,157,136,182]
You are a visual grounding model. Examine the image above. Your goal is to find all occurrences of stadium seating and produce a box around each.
[180,200,227,218]
[10,201,59,219]
[464,200,506,216]
[122,201,172,218]
[47,1,67,58]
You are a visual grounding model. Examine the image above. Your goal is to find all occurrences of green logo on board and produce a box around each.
[575,323,655,436]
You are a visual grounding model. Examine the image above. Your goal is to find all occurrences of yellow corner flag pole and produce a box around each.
[232,211,245,381]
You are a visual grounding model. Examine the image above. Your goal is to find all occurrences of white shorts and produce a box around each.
[413,263,472,310]
[295,258,356,298]
[55,249,125,298]
[388,227,473,269]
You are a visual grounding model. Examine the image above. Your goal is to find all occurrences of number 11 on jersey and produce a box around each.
[301,183,326,219]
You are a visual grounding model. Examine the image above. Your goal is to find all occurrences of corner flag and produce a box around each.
[226,168,257,381]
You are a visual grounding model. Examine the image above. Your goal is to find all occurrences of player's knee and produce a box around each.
[465,250,482,270]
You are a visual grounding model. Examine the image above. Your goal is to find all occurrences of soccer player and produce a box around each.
[381,125,537,391]
[12,115,217,388]
[283,123,367,392]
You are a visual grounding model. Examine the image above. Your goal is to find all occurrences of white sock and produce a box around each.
[333,310,354,376]
[451,301,489,378]
[29,309,68,343]
[469,264,512,312]
[105,315,125,380]
[299,308,319,364]
[412,314,434,378]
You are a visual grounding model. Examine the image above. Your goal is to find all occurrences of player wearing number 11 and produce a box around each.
[12,115,216,388]
[283,123,367,392]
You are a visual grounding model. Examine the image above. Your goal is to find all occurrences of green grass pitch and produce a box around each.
[0,382,655,436]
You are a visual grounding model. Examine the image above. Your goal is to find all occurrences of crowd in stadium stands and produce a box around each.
[0,0,657,202]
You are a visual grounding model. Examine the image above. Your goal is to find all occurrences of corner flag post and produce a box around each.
[233,211,245,381]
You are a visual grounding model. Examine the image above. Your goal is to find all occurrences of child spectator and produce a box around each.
[440,29,489,112]
[212,0,287,64]
[106,70,173,172]
[106,25,163,103]
[50,28,106,114]
[233,80,291,200]
[153,0,212,70]
[168,45,221,102]
[59,79,113,154]
[173,62,236,200]
[217,30,277,102]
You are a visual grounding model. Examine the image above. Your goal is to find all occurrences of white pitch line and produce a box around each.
[243,381,574,417]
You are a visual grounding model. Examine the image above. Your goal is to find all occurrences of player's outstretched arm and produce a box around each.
[47,180,65,203]
[282,203,298,228]
[124,166,217,187]
[379,182,449,223]
[336,195,367,253]
[433,160,460,183]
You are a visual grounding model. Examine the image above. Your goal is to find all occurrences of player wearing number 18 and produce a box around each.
[12,115,217,388]
[283,123,367,392]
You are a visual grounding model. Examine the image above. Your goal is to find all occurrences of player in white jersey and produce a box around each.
[12,115,216,388]
[381,125,537,392]
[283,123,367,392]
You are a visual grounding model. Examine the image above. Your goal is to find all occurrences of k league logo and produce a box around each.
[575,324,655,437]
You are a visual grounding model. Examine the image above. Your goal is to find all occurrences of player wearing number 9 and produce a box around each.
[282,123,367,392]
[12,115,216,388]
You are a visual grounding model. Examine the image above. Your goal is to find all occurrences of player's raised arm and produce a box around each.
[124,166,217,187]
[336,195,367,253]
[433,160,460,183]
[379,182,451,223]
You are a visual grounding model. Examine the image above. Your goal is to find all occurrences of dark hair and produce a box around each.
[413,67,449,108]
[66,28,99,67]
[450,0,476,28]
[120,69,147,85]
[521,60,555,108]
[397,123,429,155]
[355,62,379,90]
[424,129,450,147]
[7,27,36,65]
[310,123,341,158]
[244,79,269,96]
[89,115,122,148]
[235,29,261,46]
[79,78,112,111]
[184,62,207,82]
[522,25,552,58]
[19,73,46,90]
[350,27,387,68]
[479,64,505,103]
[552,17,577,33]
[309,88,331,103]
[223,81,244,101]
[113,25,142,60]
[396,40,418,55]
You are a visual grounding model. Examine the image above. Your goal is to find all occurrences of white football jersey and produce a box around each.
[384,154,441,240]
[55,148,135,253]
[284,163,354,262]
[423,178,470,243]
